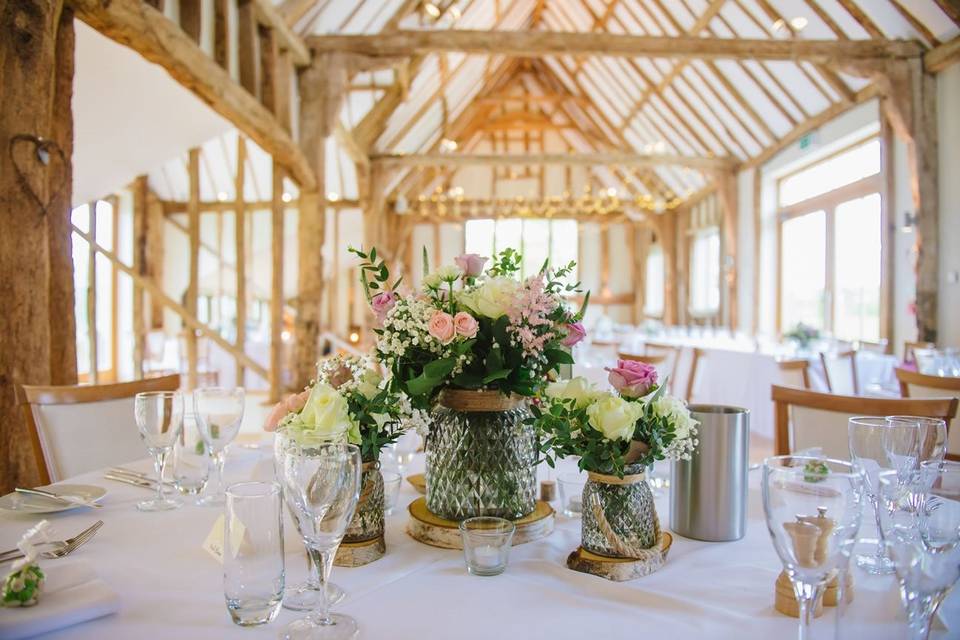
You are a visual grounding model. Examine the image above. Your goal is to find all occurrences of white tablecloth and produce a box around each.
[0,446,954,639]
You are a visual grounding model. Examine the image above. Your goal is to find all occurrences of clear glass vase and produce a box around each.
[426,390,536,521]
[582,464,660,557]
[343,462,385,543]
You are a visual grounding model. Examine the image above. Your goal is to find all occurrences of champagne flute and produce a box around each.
[848,417,898,575]
[878,462,960,640]
[762,456,864,640]
[882,417,921,482]
[886,416,947,467]
[277,441,362,640]
[194,387,245,506]
[275,428,349,612]
[134,391,184,512]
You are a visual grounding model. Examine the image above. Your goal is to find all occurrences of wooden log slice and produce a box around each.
[406,473,426,495]
[406,497,555,550]
[566,533,673,582]
[334,535,385,567]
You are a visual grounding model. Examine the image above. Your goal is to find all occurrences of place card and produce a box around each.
[202,515,246,563]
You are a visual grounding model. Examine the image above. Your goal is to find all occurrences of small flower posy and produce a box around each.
[349,246,589,409]
[531,361,699,477]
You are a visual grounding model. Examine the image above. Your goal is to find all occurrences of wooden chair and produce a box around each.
[856,339,889,355]
[771,385,958,461]
[776,359,811,389]
[819,350,859,395]
[617,352,668,366]
[896,367,960,457]
[643,341,681,390]
[684,347,705,402]
[16,375,181,484]
[904,340,936,366]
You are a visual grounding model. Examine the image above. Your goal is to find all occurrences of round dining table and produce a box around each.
[0,442,955,639]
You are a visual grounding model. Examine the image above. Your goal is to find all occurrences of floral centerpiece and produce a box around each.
[784,322,820,350]
[266,355,427,544]
[351,246,589,520]
[533,361,698,558]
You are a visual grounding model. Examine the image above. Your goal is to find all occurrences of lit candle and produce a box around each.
[473,544,502,569]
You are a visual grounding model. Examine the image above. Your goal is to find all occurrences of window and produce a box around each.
[644,244,664,317]
[71,200,118,380]
[689,228,720,314]
[465,218,578,282]
[778,137,882,341]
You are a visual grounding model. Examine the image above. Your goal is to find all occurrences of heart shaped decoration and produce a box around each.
[9,133,67,217]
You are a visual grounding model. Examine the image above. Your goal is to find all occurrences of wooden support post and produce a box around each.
[238,0,261,98]
[235,138,248,387]
[715,171,739,330]
[0,0,77,492]
[147,189,165,328]
[214,0,229,68]
[180,0,201,43]
[657,214,678,325]
[187,148,200,390]
[259,25,279,114]
[752,169,762,335]
[270,161,285,401]
[880,116,895,347]
[87,201,99,383]
[633,225,647,324]
[132,175,148,377]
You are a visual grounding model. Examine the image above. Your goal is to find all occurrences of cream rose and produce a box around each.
[586,395,643,442]
[545,377,601,409]
[355,368,383,400]
[290,383,359,443]
[459,277,518,318]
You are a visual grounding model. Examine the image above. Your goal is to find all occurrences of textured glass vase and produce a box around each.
[343,462,384,543]
[582,464,659,558]
[425,390,536,521]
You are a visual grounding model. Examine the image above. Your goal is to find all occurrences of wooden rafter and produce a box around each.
[306,30,923,61]
[373,151,736,171]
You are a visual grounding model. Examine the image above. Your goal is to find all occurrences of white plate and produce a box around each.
[0,484,107,514]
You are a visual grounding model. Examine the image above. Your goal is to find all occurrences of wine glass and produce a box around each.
[848,417,896,575]
[275,428,349,612]
[194,387,245,506]
[173,413,210,504]
[886,416,947,467]
[277,441,362,640]
[134,391,184,512]
[878,462,960,640]
[387,431,420,477]
[762,456,864,640]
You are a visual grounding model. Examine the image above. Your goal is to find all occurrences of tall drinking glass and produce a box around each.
[224,481,284,626]
[848,417,898,574]
[134,391,184,512]
[878,462,960,640]
[195,387,245,506]
[762,456,864,640]
[173,413,210,503]
[277,441,362,640]
[886,416,947,467]
[275,429,348,611]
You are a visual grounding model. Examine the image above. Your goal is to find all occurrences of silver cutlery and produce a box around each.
[103,472,174,490]
[107,466,151,479]
[0,520,104,563]
[14,487,102,509]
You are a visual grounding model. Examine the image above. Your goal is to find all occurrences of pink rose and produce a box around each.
[263,390,310,432]
[454,253,488,278]
[561,322,586,347]
[428,311,456,344]
[605,359,658,398]
[371,291,398,324]
[453,311,479,338]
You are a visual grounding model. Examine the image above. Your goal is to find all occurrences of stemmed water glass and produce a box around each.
[194,387,245,506]
[134,391,184,512]
[886,416,947,468]
[877,462,960,640]
[277,440,362,640]
[386,431,420,477]
[762,456,864,640]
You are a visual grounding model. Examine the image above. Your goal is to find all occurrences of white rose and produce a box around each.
[545,377,601,409]
[436,264,463,282]
[652,395,697,439]
[356,369,383,400]
[459,277,518,318]
[290,383,359,443]
[422,272,442,290]
[586,395,643,442]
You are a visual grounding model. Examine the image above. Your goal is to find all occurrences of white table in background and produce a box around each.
[0,446,953,640]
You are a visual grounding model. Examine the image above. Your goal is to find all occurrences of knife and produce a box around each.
[15,487,102,509]
[102,473,174,490]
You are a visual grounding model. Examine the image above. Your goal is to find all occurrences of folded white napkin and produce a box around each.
[0,560,120,639]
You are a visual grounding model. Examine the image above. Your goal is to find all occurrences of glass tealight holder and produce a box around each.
[459,517,515,577]
[382,471,402,516]
[558,472,587,518]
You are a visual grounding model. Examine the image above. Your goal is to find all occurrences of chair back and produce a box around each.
[771,385,958,461]
[819,350,859,395]
[776,359,810,389]
[644,342,681,394]
[856,339,888,354]
[896,367,960,456]
[683,348,705,402]
[17,375,181,483]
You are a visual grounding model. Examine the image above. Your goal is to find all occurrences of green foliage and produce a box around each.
[486,248,522,277]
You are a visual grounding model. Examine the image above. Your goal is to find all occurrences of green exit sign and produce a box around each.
[799,133,814,149]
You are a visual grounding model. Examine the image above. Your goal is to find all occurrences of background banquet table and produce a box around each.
[0,443,954,640]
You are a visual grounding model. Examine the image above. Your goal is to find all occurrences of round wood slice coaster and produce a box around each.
[566,532,673,582]
[334,535,385,567]
[406,473,426,495]
[405,497,555,550]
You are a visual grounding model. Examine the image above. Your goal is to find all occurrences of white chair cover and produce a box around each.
[822,354,857,395]
[789,405,852,461]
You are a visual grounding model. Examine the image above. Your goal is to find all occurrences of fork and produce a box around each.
[0,520,104,563]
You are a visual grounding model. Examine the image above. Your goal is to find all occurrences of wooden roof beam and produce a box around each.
[72,0,315,189]
[307,31,923,61]
[372,152,736,171]
[925,37,960,74]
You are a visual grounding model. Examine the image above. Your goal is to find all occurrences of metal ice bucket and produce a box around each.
[670,405,749,542]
